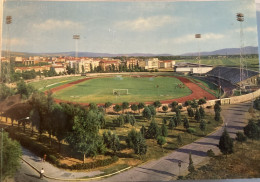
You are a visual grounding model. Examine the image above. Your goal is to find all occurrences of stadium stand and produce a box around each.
[206,66,259,85]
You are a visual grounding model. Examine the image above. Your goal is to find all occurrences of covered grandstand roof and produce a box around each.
[206,66,259,85]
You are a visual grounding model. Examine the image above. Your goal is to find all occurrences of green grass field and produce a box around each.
[29,76,85,91]
[53,76,192,103]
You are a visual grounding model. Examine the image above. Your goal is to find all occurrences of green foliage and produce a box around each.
[0,83,14,101]
[168,117,176,130]
[198,98,206,105]
[183,117,190,130]
[214,103,221,112]
[253,97,260,110]
[184,100,192,107]
[113,115,125,127]
[126,129,147,155]
[194,108,201,122]
[214,110,221,121]
[103,131,120,153]
[148,105,156,117]
[0,131,22,180]
[187,128,196,134]
[140,125,146,137]
[162,105,168,113]
[199,106,205,119]
[162,118,167,125]
[206,149,215,157]
[122,102,130,113]
[199,120,206,133]
[191,99,198,108]
[218,129,234,156]
[188,152,195,173]
[146,119,161,139]
[124,114,136,127]
[243,120,260,140]
[177,134,183,145]
[157,136,166,147]
[153,101,162,109]
[235,131,247,143]
[131,104,138,113]
[16,79,35,99]
[171,101,178,109]
[142,106,152,121]
[187,107,194,117]
[89,103,98,111]
[138,102,145,113]
[161,124,168,137]
[175,110,182,126]
[113,104,122,114]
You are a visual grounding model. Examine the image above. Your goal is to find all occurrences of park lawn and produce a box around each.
[53,76,192,104]
[29,76,85,91]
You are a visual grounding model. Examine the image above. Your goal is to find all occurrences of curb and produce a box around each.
[21,157,132,181]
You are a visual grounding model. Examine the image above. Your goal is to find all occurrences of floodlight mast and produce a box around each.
[236,13,244,95]
[5,15,12,83]
[73,35,80,58]
[195,34,201,76]
[0,0,3,82]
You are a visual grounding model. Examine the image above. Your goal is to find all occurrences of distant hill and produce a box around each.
[181,46,258,56]
[2,46,258,58]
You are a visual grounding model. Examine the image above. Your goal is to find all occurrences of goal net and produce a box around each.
[113,89,129,96]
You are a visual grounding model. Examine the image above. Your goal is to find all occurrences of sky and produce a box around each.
[1,0,259,55]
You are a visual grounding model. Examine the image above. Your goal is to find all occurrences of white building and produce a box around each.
[145,58,159,69]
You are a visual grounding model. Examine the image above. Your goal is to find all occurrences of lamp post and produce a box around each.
[195,34,201,76]
[237,13,244,95]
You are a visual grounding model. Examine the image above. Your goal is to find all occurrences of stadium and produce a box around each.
[30,65,260,106]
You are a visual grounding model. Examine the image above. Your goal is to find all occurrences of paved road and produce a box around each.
[99,102,252,182]
[13,102,251,181]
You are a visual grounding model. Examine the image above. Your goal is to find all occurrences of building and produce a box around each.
[159,60,175,69]
[174,62,213,74]
[99,59,120,71]
[126,58,139,68]
[145,58,159,70]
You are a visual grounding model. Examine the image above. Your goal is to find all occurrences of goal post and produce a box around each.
[113,89,129,95]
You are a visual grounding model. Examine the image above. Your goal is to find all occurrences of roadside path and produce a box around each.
[17,102,251,181]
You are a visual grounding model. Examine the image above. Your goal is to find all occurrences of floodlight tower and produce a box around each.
[237,13,245,94]
[5,15,12,83]
[73,35,80,58]
[0,0,4,82]
[195,34,201,76]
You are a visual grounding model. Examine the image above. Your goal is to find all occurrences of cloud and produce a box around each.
[32,19,83,31]
[3,38,28,46]
[166,33,225,44]
[116,16,175,32]
[234,26,257,33]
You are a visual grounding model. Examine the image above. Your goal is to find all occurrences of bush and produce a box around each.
[187,128,196,134]
[206,149,215,157]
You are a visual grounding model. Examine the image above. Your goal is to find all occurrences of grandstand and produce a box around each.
[206,66,259,86]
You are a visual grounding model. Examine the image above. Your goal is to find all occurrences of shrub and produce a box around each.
[206,149,215,157]
[187,128,196,134]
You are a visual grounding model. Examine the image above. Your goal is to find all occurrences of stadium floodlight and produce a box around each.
[73,35,80,58]
[195,34,202,76]
[5,15,12,83]
[236,13,246,95]
[0,0,3,81]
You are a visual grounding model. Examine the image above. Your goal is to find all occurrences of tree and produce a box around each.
[89,103,98,111]
[191,99,198,109]
[0,83,14,101]
[161,124,168,137]
[175,111,182,126]
[199,106,205,119]
[243,120,260,140]
[131,104,138,114]
[157,136,166,151]
[113,104,122,115]
[142,106,152,121]
[171,101,178,111]
[130,115,136,127]
[16,79,34,99]
[214,102,221,112]
[104,102,112,113]
[198,98,206,105]
[148,105,156,117]
[66,110,105,162]
[126,129,147,155]
[113,115,125,127]
[0,131,22,180]
[218,129,234,157]
[153,101,162,111]
[187,107,194,118]
[188,152,195,173]
[177,134,183,145]
[122,102,129,113]
[235,131,247,144]
[138,102,145,113]
[183,117,190,130]
[168,117,175,130]
[103,131,120,153]
[146,119,161,139]
[214,110,220,121]
[199,120,206,135]
[162,118,167,125]
[194,108,201,122]
[253,97,260,110]
[162,105,168,114]
[140,125,146,137]
[184,100,192,107]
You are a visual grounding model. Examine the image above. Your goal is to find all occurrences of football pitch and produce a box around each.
[53,76,192,104]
